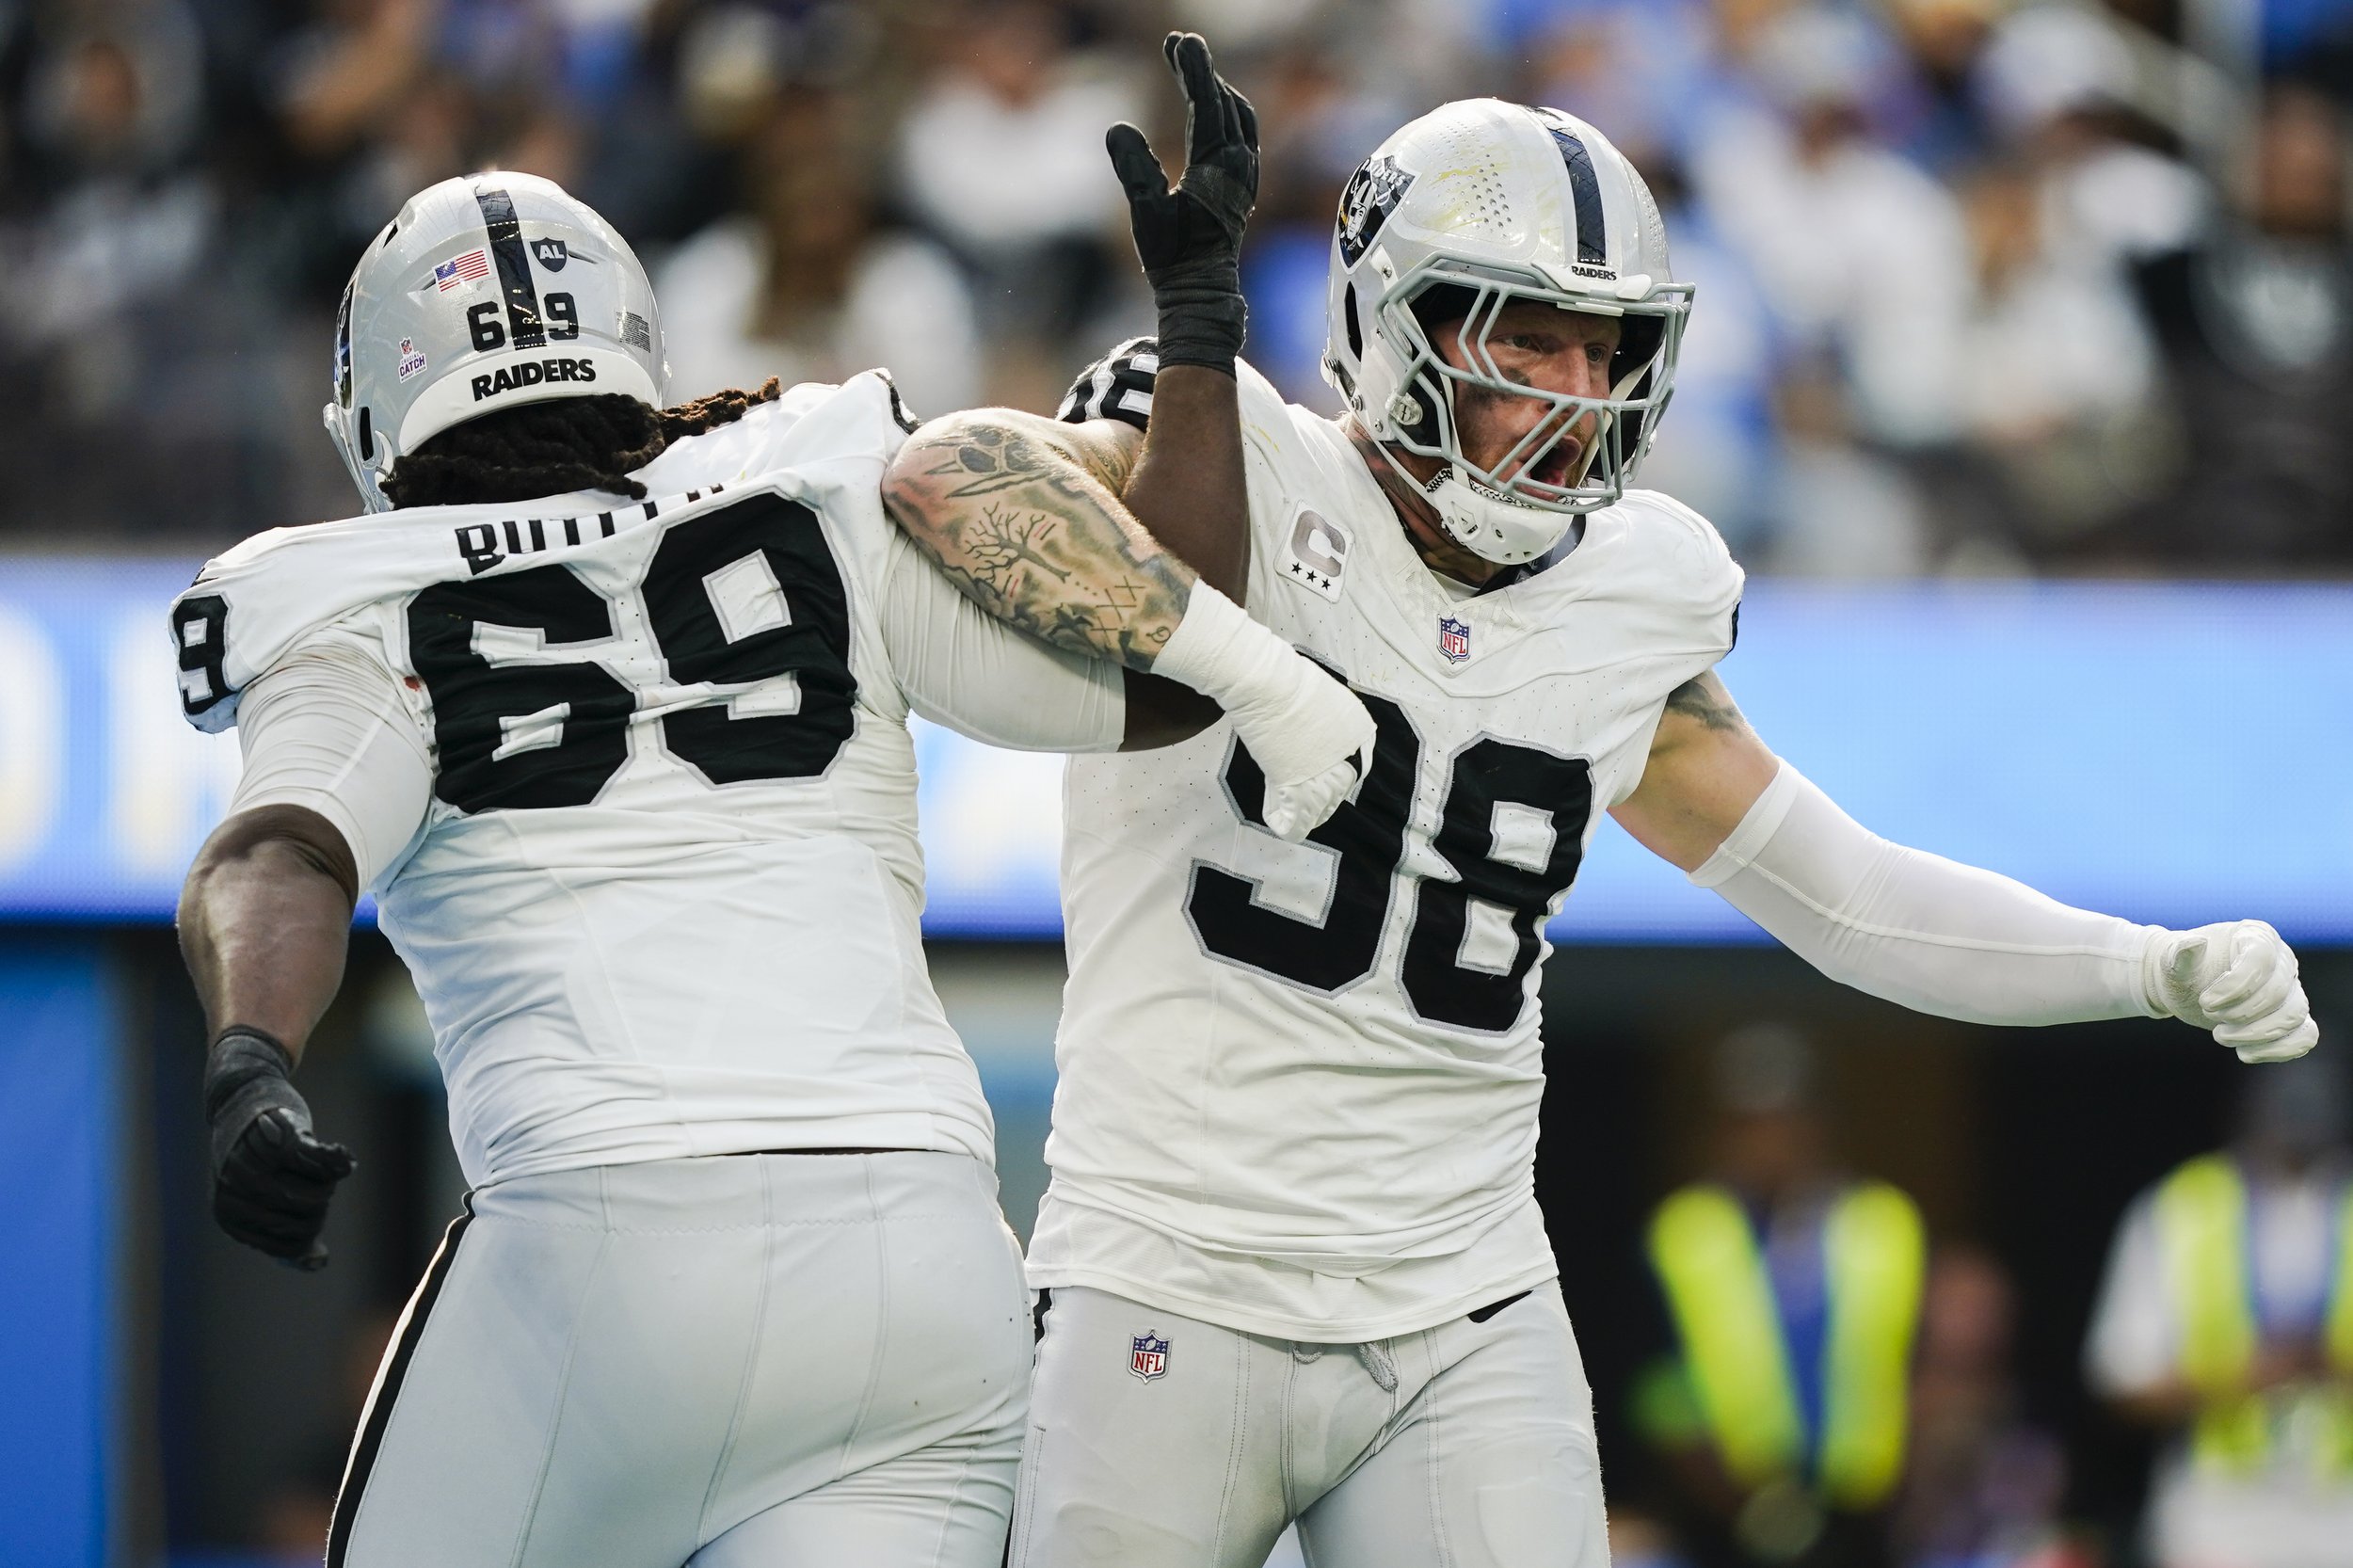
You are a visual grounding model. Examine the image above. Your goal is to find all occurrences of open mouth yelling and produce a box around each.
[1527,443,1577,491]
[1497,435,1579,499]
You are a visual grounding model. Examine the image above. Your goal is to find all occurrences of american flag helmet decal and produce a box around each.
[433,248,490,292]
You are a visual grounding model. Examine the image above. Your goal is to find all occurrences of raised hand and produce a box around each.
[1104,33,1258,373]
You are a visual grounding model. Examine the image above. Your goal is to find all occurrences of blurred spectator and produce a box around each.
[1241,27,1421,229]
[661,89,982,413]
[1881,0,2005,173]
[3,0,211,379]
[2085,1053,2353,1568]
[1638,160,1787,558]
[1692,6,1976,450]
[1227,23,1435,410]
[892,0,1139,401]
[0,0,251,545]
[1638,1027,1928,1566]
[1505,0,1725,169]
[1892,1248,2078,1568]
[1758,358,1938,577]
[1913,5,2201,562]
[2105,83,2353,568]
[1929,151,2169,560]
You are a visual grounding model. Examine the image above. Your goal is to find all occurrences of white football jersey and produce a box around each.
[1031,362,1743,1341]
[173,374,1105,1187]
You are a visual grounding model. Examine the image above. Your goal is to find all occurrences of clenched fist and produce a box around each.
[2145,920,2319,1064]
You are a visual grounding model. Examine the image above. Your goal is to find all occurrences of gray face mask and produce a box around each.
[325,172,671,513]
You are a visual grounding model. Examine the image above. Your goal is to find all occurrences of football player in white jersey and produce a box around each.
[1019,99,2322,1567]
[169,106,1370,1568]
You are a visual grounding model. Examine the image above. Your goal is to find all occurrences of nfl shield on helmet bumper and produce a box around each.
[1321,99,1693,565]
[326,171,670,513]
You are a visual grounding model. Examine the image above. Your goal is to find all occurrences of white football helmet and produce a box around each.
[1321,100,1692,564]
[326,172,670,512]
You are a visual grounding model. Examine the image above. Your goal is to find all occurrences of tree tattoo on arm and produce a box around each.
[882,410,1191,670]
[962,504,1071,586]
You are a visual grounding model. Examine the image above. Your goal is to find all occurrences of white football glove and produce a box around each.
[1230,680,1376,841]
[2144,920,2319,1064]
[1150,582,1375,840]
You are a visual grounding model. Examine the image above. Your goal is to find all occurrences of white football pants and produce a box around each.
[1012,1283,1609,1568]
[328,1151,1031,1568]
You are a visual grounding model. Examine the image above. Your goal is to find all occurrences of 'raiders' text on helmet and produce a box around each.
[326,172,670,512]
[1321,100,1692,565]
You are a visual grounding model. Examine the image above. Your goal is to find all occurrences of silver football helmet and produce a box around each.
[1322,100,1692,564]
[326,171,670,512]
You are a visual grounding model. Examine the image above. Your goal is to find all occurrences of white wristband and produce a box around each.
[1151,582,1289,707]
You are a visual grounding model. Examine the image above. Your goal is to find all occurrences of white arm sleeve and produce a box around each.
[877,529,1124,752]
[229,634,435,890]
[1692,762,2163,1025]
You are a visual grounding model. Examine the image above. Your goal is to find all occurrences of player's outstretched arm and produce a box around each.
[1612,674,2317,1061]
[179,803,361,1269]
[884,406,1371,840]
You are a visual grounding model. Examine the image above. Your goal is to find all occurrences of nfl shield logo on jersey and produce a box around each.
[1129,1330,1170,1382]
[1438,616,1472,664]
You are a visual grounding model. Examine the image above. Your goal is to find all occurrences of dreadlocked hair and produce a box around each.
[381,378,783,509]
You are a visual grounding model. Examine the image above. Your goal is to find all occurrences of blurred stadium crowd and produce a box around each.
[4,0,2353,569]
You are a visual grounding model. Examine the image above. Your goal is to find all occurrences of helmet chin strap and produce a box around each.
[1359,424,1574,570]
[1424,465,1570,567]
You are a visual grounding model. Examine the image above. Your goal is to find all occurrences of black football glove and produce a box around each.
[1105,32,1257,374]
[204,1028,356,1270]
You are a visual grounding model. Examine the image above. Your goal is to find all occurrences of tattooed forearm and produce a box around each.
[1663,673,1750,733]
[904,416,1140,501]
[884,409,1195,671]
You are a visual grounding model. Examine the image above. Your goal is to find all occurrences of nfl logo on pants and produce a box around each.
[1129,1331,1170,1382]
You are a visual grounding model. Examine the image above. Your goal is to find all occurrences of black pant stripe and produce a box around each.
[325,1201,475,1568]
[1466,1289,1530,1324]
[473,186,546,349]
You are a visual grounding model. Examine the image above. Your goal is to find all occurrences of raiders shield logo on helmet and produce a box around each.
[1337,154,1415,266]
